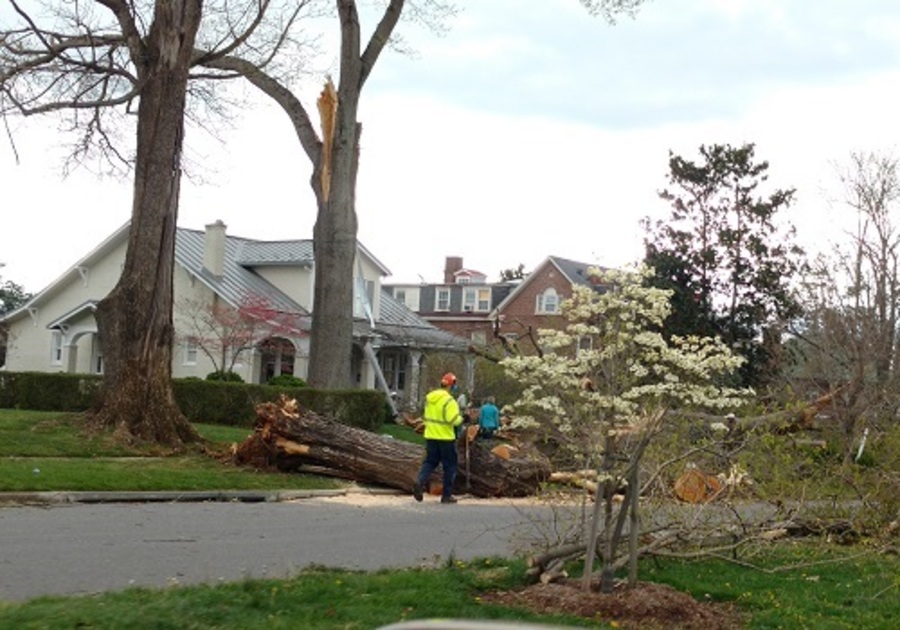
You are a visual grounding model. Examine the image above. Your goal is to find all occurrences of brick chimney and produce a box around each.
[203,220,227,277]
[444,256,463,284]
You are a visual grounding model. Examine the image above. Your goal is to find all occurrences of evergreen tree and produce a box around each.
[641,143,807,388]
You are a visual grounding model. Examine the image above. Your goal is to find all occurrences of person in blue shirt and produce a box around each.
[477,396,500,438]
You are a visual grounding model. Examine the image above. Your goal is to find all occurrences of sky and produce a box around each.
[2,0,900,294]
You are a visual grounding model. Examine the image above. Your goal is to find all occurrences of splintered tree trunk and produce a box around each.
[234,398,552,497]
[92,0,203,447]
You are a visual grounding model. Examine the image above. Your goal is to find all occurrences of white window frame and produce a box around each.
[183,339,198,366]
[50,331,63,365]
[463,287,491,313]
[436,288,450,311]
[394,289,406,306]
[536,288,559,315]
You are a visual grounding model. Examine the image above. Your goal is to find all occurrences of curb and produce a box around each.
[0,486,404,506]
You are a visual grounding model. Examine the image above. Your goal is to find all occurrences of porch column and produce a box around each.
[407,350,422,408]
[464,354,475,397]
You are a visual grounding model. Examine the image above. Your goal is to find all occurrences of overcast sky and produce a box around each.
[3,0,899,294]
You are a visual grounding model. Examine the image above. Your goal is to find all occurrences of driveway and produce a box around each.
[0,494,566,602]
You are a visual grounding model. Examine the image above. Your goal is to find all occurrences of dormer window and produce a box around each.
[536,288,559,315]
[436,288,450,311]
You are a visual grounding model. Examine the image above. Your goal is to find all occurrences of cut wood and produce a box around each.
[233,396,552,497]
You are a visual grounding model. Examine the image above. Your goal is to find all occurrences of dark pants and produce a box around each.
[417,439,458,500]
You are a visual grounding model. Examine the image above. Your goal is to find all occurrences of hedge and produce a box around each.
[0,371,388,431]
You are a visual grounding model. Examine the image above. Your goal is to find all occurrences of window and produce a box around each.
[436,288,450,311]
[536,288,559,314]
[577,335,593,356]
[354,278,376,319]
[394,289,406,306]
[471,330,487,345]
[94,353,104,374]
[456,276,470,284]
[50,331,63,365]
[184,340,198,365]
[463,287,491,313]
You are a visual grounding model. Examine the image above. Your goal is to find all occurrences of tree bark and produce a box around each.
[234,397,553,497]
[92,0,203,447]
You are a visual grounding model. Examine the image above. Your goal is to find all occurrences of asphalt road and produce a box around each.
[0,495,565,603]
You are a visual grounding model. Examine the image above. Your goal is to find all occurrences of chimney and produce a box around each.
[203,220,227,277]
[444,256,463,284]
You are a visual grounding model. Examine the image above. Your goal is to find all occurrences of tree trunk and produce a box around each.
[92,0,203,447]
[307,40,363,390]
[234,397,552,497]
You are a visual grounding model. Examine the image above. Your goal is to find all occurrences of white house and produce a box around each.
[0,220,468,407]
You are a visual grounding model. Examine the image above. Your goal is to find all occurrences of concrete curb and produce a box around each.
[0,486,404,506]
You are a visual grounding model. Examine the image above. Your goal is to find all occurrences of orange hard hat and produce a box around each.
[441,372,457,387]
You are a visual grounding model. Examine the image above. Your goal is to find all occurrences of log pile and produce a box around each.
[232,396,552,498]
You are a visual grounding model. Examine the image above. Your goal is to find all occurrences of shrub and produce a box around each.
[267,374,307,388]
[206,370,244,382]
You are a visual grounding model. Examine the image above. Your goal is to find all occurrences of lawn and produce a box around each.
[1,408,897,628]
[0,409,344,493]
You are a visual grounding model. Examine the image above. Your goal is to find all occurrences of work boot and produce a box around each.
[440,496,458,504]
[413,482,423,502]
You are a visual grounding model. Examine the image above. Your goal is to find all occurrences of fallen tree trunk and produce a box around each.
[232,396,552,498]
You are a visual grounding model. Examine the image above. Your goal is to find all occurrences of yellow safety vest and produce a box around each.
[422,388,462,440]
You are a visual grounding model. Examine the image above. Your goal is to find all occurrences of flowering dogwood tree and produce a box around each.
[501,265,749,591]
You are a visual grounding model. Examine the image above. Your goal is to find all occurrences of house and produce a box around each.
[385,255,602,356]
[0,221,468,409]
[384,256,518,347]
[490,255,604,354]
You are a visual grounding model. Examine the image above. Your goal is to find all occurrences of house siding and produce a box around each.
[3,238,127,373]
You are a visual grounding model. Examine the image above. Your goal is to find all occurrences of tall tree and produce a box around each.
[1,0,296,446]
[202,0,647,389]
[791,151,900,462]
[642,143,806,388]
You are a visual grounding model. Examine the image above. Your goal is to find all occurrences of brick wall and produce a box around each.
[496,260,571,350]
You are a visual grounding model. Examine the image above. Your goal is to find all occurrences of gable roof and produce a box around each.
[490,255,600,317]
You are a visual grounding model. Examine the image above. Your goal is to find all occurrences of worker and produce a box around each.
[413,372,464,504]
[478,396,500,438]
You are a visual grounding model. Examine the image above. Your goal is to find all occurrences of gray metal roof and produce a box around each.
[175,227,467,351]
[175,228,307,315]
[237,240,315,266]
[372,290,469,351]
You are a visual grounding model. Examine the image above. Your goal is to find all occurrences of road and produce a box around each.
[0,495,565,602]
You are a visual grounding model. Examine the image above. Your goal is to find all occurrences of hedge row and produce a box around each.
[0,371,389,432]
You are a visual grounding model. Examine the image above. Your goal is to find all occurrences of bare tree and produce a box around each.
[792,151,900,463]
[0,0,303,446]
[200,0,647,389]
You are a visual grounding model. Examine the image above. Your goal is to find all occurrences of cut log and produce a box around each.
[233,396,552,498]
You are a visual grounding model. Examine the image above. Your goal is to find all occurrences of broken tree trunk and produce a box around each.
[233,396,552,497]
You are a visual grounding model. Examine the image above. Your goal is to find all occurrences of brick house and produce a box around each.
[384,256,517,348]
[491,256,602,354]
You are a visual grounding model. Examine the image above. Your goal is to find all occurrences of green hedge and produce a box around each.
[0,371,387,431]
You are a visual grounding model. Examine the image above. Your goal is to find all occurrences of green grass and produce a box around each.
[0,559,605,629]
[1,550,897,629]
[641,543,900,629]
[0,409,344,493]
[378,421,425,445]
